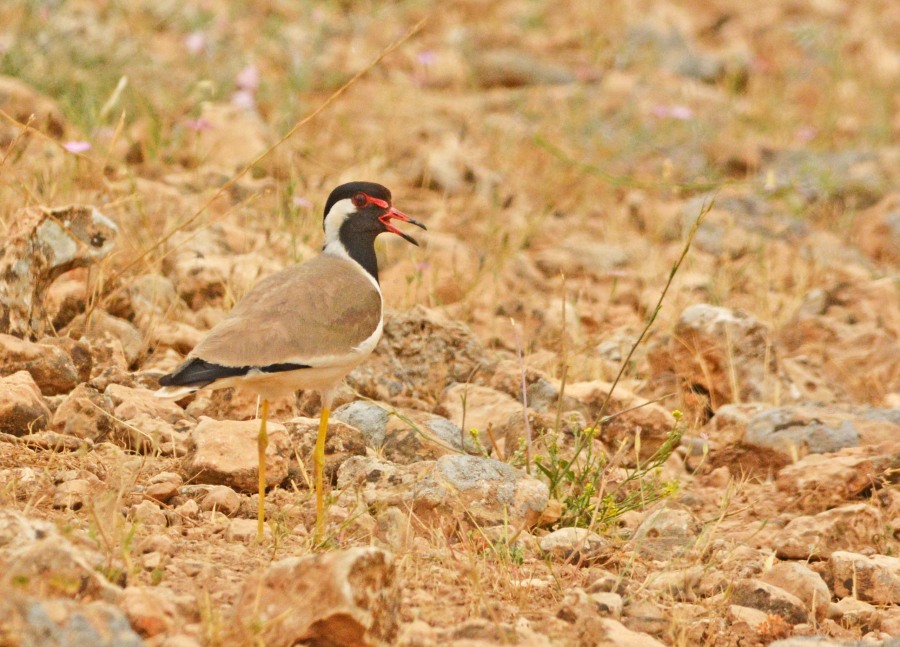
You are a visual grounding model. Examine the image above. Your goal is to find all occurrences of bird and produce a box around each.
[155,181,426,540]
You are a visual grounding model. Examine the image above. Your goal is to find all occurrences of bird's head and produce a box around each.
[322,181,426,249]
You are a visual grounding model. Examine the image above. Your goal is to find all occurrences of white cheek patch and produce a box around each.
[322,198,354,247]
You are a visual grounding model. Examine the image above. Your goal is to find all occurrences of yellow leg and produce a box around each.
[314,404,330,539]
[257,398,269,541]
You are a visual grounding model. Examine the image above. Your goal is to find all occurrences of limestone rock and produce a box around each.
[1,532,120,601]
[119,586,178,638]
[145,472,183,504]
[184,417,290,492]
[349,306,490,403]
[53,478,95,511]
[105,383,187,424]
[774,503,884,560]
[647,304,789,412]
[51,383,114,441]
[775,442,900,513]
[233,547,399,646]
[730,579,809,624]
[114,412,187,456]
[0,370,51,435]
[336,456,429,506]
[744,405,862,456]
[200,485,242,516]
[383,409,474,463]
[287,416,366,484]
[0,593,142,647]
[831,551,900,604]
[0,205,117,338]
[0,509,58,549]
[0,333,79,395]
[130,500,167,527]
[440,383,523,441]
[761,562,831,620]
[334,400,474,462]
[539,527,610,564]
[596,618,666,647]
[832,596,880,631]
[332,400,390,447]
[412,454,549,531]
[66,310,144,366]
[629,508,700,560]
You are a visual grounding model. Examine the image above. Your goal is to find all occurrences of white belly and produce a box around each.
[211,359,367,401]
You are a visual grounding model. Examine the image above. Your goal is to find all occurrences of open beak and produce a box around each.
[379,207,427,246]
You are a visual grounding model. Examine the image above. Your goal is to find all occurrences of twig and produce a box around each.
[510,318,531,473]
[0,108,99,166]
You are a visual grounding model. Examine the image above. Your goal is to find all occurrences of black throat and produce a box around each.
[337,225,380,283]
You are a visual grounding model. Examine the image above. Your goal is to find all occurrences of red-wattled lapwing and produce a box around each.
[156,181,425,539]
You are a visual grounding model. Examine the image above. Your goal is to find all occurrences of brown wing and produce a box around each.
[189,255,381,368]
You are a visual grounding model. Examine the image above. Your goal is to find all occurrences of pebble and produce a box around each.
[539,527,609,563]
[200,485,242,516]
[629,508,700,560]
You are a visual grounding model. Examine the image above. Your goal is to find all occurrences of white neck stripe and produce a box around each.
[322,199,382,294]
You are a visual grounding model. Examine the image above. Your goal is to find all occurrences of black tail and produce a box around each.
[158,358,248,388]
[158,357,311,388]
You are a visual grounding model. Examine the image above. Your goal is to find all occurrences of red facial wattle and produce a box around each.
[369,198,427,246]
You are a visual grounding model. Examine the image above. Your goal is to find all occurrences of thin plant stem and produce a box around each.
[554,274,568,439]
[510,318,531,473]
[594,197,714,427]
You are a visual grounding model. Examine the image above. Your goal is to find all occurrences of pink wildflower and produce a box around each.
[63,141,91,153]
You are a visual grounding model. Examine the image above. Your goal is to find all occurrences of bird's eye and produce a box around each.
[351,193,368,208]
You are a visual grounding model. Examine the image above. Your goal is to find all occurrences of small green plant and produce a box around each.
[150,567,165,585]
[490,537,525,566]
[535,412,684,529]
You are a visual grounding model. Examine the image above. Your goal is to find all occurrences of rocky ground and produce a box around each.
[1,1,899,646]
